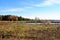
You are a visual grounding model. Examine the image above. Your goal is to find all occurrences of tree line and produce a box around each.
[0,15,30,21]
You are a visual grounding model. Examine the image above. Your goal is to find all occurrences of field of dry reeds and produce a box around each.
[0,21,60,40]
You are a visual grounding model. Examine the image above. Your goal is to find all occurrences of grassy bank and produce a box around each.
[0,21,60,40]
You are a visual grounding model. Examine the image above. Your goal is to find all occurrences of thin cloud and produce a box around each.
[0,8,25,12]
[34,0,60,7]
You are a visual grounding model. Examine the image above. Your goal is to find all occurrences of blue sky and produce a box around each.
[0,0,60,20]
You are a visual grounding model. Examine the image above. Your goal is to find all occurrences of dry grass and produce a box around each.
[0,21,60,40]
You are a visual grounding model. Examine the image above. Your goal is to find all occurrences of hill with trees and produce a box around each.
[0,15,31,21]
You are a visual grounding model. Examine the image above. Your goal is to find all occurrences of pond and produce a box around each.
[26,23,60,24]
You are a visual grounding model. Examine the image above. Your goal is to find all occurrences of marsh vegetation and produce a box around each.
[0,21,60,40]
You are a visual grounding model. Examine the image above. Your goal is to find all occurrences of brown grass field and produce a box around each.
[0,21,60,40]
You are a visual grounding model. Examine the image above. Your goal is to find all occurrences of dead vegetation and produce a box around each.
[0,21,60,40]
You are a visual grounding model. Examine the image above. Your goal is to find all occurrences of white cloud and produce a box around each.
[0,8,24,12]
[46,0,60,4]
[34,0,60,7]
